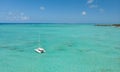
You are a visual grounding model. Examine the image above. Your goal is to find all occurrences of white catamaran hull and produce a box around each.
[34,48,46,53]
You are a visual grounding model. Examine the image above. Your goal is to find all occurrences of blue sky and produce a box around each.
[0,0,120,23]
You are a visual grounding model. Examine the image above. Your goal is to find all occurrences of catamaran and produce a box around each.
[34,35,46,53]
[34,47,46,53]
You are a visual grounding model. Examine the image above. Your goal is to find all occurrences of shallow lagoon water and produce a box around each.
[0,23,120,72]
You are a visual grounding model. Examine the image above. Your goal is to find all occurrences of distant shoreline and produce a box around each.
[95,24,120,27]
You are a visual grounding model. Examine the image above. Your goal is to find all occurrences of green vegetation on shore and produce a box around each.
[95,24,120,27]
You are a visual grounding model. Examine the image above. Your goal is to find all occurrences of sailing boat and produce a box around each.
[34,47,46,53]
[34,35,46,53]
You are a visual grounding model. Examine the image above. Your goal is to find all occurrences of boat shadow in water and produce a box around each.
[0,45,25,52]
[53,41,74,52]
[92,68,114,72]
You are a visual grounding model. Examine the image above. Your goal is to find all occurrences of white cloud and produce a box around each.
[21,16,29,20]
[87,0,94,4]
[89,5,98,8]
[40,6,45,11]
[20,12,24,16]
[82,11,86,15]
[99,8,104,12]
[7,12,30,21]
[87,0,105,13]
[8,12,13,15]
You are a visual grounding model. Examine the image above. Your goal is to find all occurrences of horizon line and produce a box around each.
[0,22,119,24]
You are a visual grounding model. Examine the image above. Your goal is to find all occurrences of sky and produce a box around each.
[0,0,120,23]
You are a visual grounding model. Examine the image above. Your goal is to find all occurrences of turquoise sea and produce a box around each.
[0,23,120,72]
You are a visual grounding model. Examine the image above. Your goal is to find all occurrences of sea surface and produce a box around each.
[0,23,120,72]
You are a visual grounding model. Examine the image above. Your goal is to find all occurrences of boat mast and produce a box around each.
[38,34,41,47]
